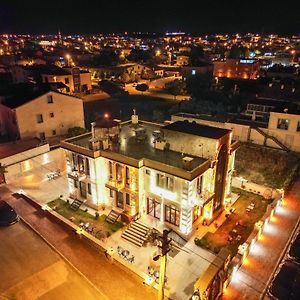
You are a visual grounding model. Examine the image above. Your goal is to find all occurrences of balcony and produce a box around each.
[105,179,125,191]
[68,170,86,181]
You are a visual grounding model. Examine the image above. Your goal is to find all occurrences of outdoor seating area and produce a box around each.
[116,246,135,263]
[46,169,61,181]
[194,188,269,255]
[47,198,123,239]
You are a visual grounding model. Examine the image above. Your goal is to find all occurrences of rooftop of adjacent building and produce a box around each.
[0,138,44,159]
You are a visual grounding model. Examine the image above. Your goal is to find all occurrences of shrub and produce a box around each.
[84,208,88,212]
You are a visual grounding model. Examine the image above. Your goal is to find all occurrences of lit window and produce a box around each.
[277,118,289,130]
[192,70,196,75]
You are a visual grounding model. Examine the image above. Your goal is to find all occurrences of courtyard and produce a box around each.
[47,198,123,239]
[195,188,272,255]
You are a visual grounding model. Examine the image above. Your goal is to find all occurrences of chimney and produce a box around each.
[131,108,138,124]
[91,122,96,139]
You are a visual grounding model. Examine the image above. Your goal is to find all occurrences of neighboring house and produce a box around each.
[181,64,214,78]
[42,67,92,93]
[0,90,84,142]
[175,55,190,66]
[172,106,300,152]
[213,58,260,79]
[61,114,238,236]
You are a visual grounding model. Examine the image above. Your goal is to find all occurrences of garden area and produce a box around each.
[235,143,299,188]
[194,188,272,255]
[47,198,123,239]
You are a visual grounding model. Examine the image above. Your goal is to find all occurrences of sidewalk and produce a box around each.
[1,185,156,300]
[221,179,300,300]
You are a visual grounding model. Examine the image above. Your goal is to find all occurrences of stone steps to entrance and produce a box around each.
[105,210,121,224]
[70,199,84,211]
[121,220,151,247]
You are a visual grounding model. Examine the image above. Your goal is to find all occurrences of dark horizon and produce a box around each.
[1,0,300,35]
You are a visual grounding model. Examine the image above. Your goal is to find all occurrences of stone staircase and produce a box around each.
[121,220,151,247]
[105,210,121,224]
[70,199,84,211]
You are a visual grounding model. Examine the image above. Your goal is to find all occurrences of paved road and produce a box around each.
[0,186,156,300]
[221,179,300,300]
[0,221,104,300]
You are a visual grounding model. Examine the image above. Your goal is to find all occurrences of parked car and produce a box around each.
[0,200,19,226]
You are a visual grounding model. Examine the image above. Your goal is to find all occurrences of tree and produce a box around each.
[67,127,88,138]
[165,79,187,100]
[186,72,213,97]
[120,73,130,84]
[135,83,149,94]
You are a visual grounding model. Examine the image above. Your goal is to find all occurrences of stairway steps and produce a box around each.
[121,220,151,247]
[105,210,121,224]
[121,235,143,247]
[122,231,145,243]
[123,229,146,240]
[128,226,148,237]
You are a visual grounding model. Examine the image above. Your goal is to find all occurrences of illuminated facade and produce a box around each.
[61,115,239,235]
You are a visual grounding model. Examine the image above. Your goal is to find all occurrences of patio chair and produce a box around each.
[127,255,135,264]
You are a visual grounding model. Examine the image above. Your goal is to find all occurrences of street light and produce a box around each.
[66,54,70,66]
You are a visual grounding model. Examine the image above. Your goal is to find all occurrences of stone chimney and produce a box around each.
[131,108,138,124]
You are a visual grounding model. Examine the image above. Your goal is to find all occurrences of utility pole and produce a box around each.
[155,229,172,300]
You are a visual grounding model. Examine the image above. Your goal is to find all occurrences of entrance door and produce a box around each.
[116,192,124,209]
[147,198,161,219]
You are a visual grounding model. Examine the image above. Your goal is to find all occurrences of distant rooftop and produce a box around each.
[163,120,231,139]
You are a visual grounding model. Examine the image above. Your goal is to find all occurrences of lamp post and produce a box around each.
[66,54,70,66]
[153,229,172,300]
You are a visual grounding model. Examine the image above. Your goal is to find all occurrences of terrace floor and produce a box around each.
[194,189,270,256]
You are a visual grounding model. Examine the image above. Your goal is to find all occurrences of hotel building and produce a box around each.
[61,113,239,236]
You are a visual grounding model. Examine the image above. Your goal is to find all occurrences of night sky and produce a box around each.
[0,0,300,34]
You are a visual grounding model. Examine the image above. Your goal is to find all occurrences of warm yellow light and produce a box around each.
[66,54,70,60]
[104,113,109,119]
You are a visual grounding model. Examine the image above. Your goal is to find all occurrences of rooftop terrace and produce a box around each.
[62,120,210,179]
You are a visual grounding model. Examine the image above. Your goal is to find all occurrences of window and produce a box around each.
[52,130,56,136]
[297,121,300,132]
[157,173,174,190]
[39,132,45,140]
[125,193,130,205]
[277,118,289,130]
[88,183,91,195]
[116,192,124,209]
[146,169,150,175]
[109,161,113,180]
[166,177,174,191]
[78,155,84,173]
[49,112,54,118]
[156,173,165,188]
[74,179,78,188]
[125,167,130,186]
[109,189,114,198]
[147,198,161,219]
[116,164,122,183]
[65,77,69,84]
[165,205,180,226]
[47,95,53,103]
[80,182,87,199]
[36,114,43,123]
[197,176,203,194]
[85,158,90,175]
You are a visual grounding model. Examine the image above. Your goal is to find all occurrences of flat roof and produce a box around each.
[163,120,231,139]
[68,121,207,171]
[0,138,42,159]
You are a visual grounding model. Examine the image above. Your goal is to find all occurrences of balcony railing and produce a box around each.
[68,171,86,181]
[105,179,125,191]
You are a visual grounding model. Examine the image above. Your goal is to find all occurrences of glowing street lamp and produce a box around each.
[66,54,71,66]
